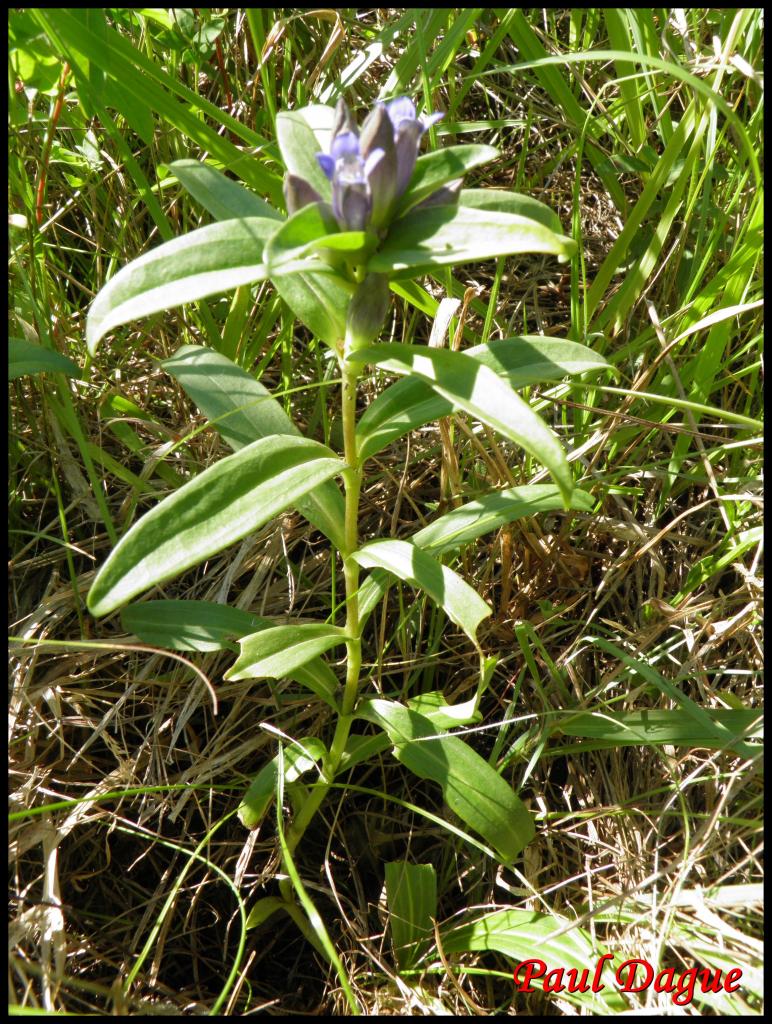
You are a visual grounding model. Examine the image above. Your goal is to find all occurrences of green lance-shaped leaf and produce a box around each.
[169,159,283,222]
[9,338,81,380]
[553,708,762,755]
[86,217,281,354]
[359,699,535,863]
[162,345,346,549]
[265,203,376,274]
[121,599,266,652]
[407,689,482,729]
[355,485,594,628]
[470,335,613,383]
[351,539,491,646]
[167,160,351,348]
[340,688,484,774]
[441,910,628,1012]
[306,231,375,257]
[163,345,296,447]
[239,737,327,830]
[87,435,343,617]
[393,145,499,217]
[265,201,340,272]
[385,862,437,970]
[350,344,573,504]
[458,187,565,234]
[120,598,340,707]
[263,204,365,348]
[590,637,760,760]
[369,204,576,273]
[225,622,350,681]
[412,485,595,556]
[272,270,353,350]
[275,105,335,201]
[356,336,611,463]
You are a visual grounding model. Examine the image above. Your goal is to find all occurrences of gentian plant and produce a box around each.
[85,96,609,984]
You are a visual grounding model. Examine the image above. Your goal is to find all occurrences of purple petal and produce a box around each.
[330,130,360,162]
[394,119,423,198]
[335,152,367,186]
[420,111,444,132]
[339,184,371,231]
[386,96,417,128]
[363,147,385,179]
[316,153,335,180]
[365,146,398,228]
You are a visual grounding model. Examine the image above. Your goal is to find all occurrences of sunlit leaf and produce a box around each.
[442,909,628,1012]
[272,270,353,349]
[265,201,339,272]
[459,187,564,234]
[406,690,481,729]
[359,699,535,862]
[369,204,576,272]
[169,158,282,221]
[120,598,338,705]
[351,539,491,645]
[225,622,349,680]
[356,486,593,627]
[275,105,335,200]
[350,343,573,503]
[385,862,437,970]
[553,707,762,755]
[412,485,594,555]
[87,435,343,616]
[87,218,279,354]
[356,336,610,462]
[162,345,346,548]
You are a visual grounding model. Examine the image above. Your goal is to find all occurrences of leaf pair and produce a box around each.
[91,333,603,627]
[356,335,612,462]
[225,533,493,686]
[265,193,576,279]
[239,689,534,865]
[350,343,574,505]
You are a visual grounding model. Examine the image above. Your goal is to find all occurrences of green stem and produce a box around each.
[282,357,363,862]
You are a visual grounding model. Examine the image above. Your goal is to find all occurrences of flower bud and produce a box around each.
[331,96,356,140]
[359,103,393,158]
[284,173,322,215]
[345,273,391,355]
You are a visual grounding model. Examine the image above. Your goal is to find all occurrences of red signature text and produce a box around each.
[513,955,743,1007]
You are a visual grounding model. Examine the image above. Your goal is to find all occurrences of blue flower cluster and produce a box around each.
[284,96,453,233]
